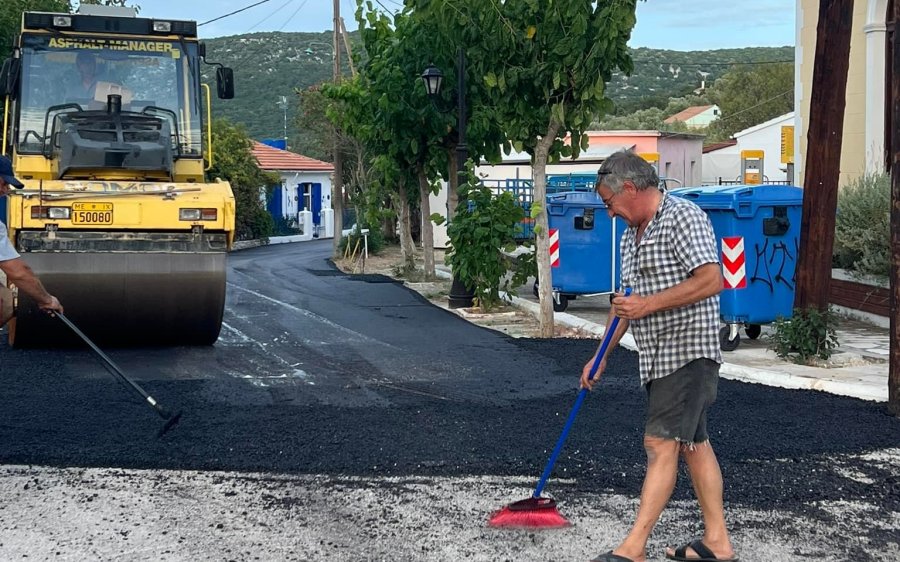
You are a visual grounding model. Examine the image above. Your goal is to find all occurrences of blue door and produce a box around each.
[311,183,322,225]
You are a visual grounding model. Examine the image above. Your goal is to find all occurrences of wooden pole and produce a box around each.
[340,17,357,78]
[890,0,899,415]
[332,0,344,253]
[794,0,854,312]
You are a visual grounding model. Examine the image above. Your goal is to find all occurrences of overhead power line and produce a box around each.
[716,89,793,123]
[199,0,272,27]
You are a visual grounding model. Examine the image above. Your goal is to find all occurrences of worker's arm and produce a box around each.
[0,257,64,313]
[580,308,630,391]
[612,262,721,320]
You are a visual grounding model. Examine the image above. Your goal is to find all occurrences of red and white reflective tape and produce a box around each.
[549,228,560,267]
[721,236,746,289]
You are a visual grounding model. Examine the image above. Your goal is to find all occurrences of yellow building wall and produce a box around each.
[798,0,870,187]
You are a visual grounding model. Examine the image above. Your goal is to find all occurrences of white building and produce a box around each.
[702,112,795,185]
[251,142,335,238]
[663,104,721,129]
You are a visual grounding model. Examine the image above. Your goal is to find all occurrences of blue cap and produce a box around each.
[0,155,24,188]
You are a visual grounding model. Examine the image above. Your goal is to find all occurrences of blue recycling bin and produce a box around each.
[545,191,627,312]
[670,185,804,350]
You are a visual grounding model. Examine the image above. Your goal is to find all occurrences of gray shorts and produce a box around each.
[644,358,719,444]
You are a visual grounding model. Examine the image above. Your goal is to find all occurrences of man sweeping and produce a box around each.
[0,155,64,323]
[581,150,737,562]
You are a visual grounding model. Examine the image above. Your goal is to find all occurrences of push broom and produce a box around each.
[488,288,630,529]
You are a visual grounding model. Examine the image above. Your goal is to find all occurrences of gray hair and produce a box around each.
[595,150,659,193]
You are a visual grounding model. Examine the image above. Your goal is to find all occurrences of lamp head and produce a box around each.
[420,64,443,97]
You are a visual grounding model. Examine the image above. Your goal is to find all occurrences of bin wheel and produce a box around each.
[719,326,740,352]
[745,324,762,340]
[553,294,569,313]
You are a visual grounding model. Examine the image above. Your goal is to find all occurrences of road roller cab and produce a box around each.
[0,6,236,346]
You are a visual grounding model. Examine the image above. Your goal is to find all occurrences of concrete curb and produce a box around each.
[232,235,333,252]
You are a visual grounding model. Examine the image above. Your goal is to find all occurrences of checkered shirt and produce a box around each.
[619,193,722,385]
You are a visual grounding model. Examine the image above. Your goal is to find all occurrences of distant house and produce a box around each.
[475,130,705,187]
[427,130,705,248]
[251,141,334,238]
[663,105,720,129]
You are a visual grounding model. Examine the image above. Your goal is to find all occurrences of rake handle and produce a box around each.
[55,312,171,420]
[532,287,631,499]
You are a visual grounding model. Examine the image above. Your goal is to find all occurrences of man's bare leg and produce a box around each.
[612,436,680,562]
[665,441,736,560]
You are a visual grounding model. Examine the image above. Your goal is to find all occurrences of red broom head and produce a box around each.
[487,496,572,529]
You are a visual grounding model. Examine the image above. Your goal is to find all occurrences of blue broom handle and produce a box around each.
[532,287,631,499]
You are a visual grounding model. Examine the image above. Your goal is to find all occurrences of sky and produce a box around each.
[134,0,795,52]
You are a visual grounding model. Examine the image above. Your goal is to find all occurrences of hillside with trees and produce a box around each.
[196,32,792,147]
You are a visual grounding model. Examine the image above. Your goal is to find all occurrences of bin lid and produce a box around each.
[546,190,608,211]
[669,184,803,218]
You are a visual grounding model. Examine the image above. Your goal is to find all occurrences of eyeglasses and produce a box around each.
[599,189,620,208]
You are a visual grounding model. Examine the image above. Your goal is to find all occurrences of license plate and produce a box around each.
[72,203,114,225]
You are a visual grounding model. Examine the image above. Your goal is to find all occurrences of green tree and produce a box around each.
[706,62,794,140]
[207,118,280,241]
[0,0,69,59]
[416,0,637,336]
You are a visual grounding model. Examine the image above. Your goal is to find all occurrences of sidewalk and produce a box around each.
[505,286,890,403]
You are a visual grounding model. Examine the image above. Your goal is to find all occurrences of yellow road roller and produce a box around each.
[0,6,236,346]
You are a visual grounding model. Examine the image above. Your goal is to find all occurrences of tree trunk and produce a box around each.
[533,119,562,338]
[447,146,459,221]
[890,0,899,416]
[417,163,436,279]
[397,179,416,268]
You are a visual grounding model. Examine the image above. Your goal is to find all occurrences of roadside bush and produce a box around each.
[339,223,386,256]
[769,307,839,364]
[272,215,298,236]
[833,173,889,278]
[437,178,537,312]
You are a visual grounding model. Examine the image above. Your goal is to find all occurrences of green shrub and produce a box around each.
[272,215,298,236]
[833,173,889,277]
[769,307,839,364]
[436,178,537,311]
[339,223,386,255]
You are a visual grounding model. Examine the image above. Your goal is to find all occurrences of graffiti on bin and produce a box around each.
[723,235,799,292]
[749,236,799,291]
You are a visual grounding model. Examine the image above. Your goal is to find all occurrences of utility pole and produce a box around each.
[794,0,853,312]
[890,0,899,416]
[331,0,344,254]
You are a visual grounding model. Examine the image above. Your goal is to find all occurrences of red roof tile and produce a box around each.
[702,140,738,153]
[663,105,715,125]
[251,141,334,172]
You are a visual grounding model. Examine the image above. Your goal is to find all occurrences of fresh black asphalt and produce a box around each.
[1,239,898,554]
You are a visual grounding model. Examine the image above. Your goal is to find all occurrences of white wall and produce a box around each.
[702,113,795,185]
[272,171,333,219]
[733,114,794,182]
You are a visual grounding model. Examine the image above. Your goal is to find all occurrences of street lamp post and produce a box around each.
[422,48,474,309]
